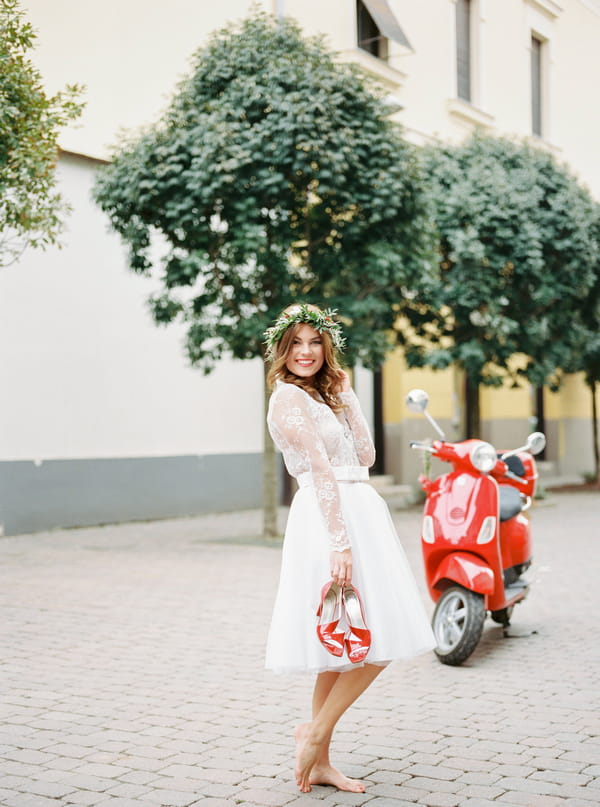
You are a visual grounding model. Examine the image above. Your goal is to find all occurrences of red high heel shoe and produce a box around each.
[342,584,371,663]
[316,581,345,657]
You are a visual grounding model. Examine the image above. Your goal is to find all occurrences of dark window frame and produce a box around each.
[356,0,389,61]
[531,34,544,137]
[456,0,472,102]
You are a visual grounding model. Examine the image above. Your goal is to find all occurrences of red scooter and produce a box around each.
[406,389,546,665]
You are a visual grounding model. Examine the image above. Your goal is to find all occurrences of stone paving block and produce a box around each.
[134,788,199,806]
[0,760,40,778]
[115,770,159,786]
[0,774,32,790]
[0,794,63,807]
[495,775,562,795]
[562,750,600,765]
[45,743,97,759]
[74,762,132,779]
[556,784,600,800]
[416,793,462,806]
[405,776,459,794]
[61,790,106,805]
[403,763,461,781]
[456,784,506,800]
[106,782,152,798]
[200,781,242,798]
[459,800,512,807]
[530,770,593,786]
[496,792,567,806]
[365,769,411,786]
[369,781,432,801]
[443,756,491,773]
[189,799,240,807]
[57,773,117,793]
[491,763,538,778]
[234,787,296,805]
[456,771,503,786]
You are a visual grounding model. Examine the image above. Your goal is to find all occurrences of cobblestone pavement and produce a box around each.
[1,491,599,807]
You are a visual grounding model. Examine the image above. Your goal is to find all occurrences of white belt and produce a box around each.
[297,466,369,489]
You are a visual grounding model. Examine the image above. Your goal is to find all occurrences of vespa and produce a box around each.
[406,389,546,665]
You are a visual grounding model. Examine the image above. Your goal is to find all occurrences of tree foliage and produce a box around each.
[403,134,599,396]
[93,11,435,373]
[0,0,84,266]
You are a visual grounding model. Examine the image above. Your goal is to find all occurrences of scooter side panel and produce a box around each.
[431,551,495,596]
[500,512,531,570]
[422,472,507,609]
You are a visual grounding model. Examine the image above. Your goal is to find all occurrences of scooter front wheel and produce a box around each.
[432,586,485,665]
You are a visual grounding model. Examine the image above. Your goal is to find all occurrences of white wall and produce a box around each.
[0,154,264,461]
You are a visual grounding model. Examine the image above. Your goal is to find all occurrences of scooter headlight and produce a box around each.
[477,515,497,544]
[470,442,497,473]
[422,515,435,544]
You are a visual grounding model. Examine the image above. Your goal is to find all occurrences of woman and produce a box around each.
[264,304,435,794]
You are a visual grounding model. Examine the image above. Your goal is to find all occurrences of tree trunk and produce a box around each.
[372,369,385,475]
[535,386,547,460]
[262,361,279,539]
[465,375,481,438]
[592,379,600,484]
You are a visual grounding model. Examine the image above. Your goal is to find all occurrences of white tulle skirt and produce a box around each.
[265,477,436,674]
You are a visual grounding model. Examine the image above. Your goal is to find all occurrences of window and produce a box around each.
[357,0,388,60]
[456,0,472,102]
[356,0,411,62]
[531,34,543,136]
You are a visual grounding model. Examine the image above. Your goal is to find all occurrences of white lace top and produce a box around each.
[267,382,376,552]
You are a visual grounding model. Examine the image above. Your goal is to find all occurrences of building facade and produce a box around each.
[1,0,598,534]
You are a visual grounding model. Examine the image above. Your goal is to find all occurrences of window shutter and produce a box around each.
[531,36,543,136]
[456,0,471,102]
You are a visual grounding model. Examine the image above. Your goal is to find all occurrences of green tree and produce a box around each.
[0,0,84,266]
[93,11,435,536]
[402,133,599,437]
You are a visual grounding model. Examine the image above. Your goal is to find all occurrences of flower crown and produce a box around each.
[264,305,346,361]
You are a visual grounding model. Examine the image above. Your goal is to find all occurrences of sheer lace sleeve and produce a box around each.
[339,389,376,467]
[268,384,351,552]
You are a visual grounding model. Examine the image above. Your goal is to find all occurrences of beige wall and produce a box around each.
[17,0,600,482]
[25,0,600,192]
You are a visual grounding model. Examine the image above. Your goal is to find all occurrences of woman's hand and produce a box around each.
[330,548,352,587]
[335,370,352,394]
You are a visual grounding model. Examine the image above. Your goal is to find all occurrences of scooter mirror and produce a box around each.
[526,432,546,455]
[406,389,429,414]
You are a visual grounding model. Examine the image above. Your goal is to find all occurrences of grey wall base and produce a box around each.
[0,453,263,536]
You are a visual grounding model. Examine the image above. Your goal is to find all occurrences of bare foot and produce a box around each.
[309,763,366,792]
[294,723,321,793]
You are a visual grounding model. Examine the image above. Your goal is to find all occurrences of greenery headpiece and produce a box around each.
[264,305,346,361]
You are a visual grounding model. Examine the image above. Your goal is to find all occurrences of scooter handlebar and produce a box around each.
[410,441,435,453]
[501,469,527,485]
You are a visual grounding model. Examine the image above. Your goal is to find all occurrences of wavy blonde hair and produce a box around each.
[266,304,345,411]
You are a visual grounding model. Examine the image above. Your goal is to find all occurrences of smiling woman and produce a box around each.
[262,303,435,794]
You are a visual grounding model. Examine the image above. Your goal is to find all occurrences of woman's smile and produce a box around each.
[286,324,325,378]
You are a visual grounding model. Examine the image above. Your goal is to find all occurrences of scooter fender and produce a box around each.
[431,552,495,597]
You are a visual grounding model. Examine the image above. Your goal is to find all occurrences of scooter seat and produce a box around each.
[499,485,523,522]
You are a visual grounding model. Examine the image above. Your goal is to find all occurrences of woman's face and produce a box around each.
[285,324,325,379]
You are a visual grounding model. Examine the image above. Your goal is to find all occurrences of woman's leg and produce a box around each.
[304,670,367,792]
[295,663,384,792]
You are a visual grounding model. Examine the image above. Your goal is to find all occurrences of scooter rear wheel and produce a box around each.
[432,586,485,665]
